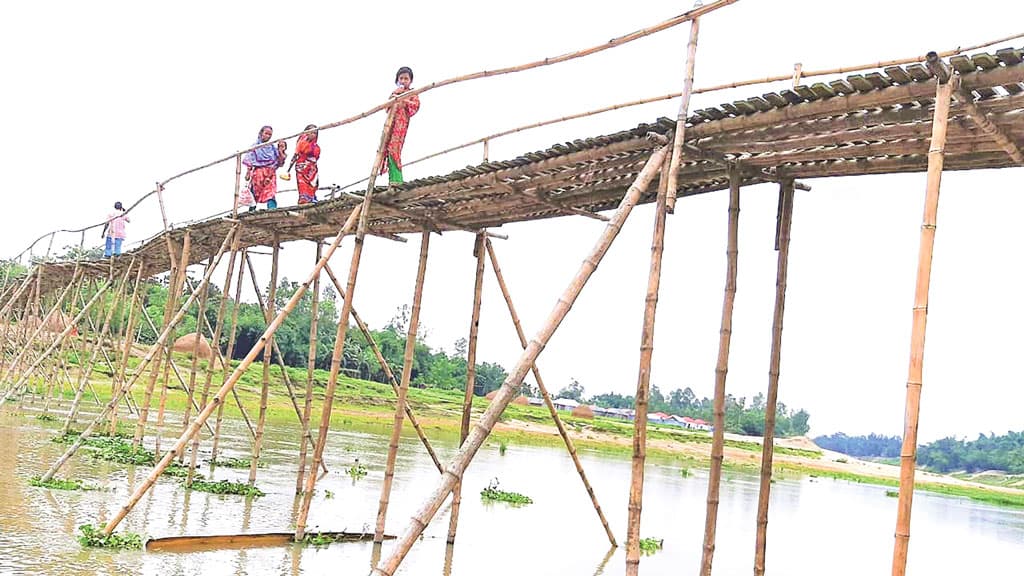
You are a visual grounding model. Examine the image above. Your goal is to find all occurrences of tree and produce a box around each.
[556,378,585,401]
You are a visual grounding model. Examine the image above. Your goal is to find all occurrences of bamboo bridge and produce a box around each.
[2,2,1023,575]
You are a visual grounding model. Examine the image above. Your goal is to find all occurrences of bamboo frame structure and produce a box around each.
[371,143,669,576]
[892,72,959,576]
[295,242,322,493]
[485,236,617,547]
[249,234,280,485]
[211,250,249,462]
[753,178,796,576]
[375,227,431,543]
[665,7,701,213]
[699,164,741,576]
[447,232,486,545]
[179,258,212,464]
[154,232,191,459]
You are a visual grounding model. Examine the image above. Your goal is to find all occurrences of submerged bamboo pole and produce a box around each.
[447,232,486,545]
[699,164,741,576]
[40,227,237,484]
[375,228,431,543]
[892,72,958,576]
[188,234,242,486]
[624,151,673,576]
[296,242,322,492]
[250,234,280,485]
[753,178,796,576]
[665,8,701,213]
[485,236,617,547]
[211,250,249,462]
[371,143,670,576]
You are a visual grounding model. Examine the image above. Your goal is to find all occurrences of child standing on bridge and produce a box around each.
[379,66,420,185]
[102,201,130,257]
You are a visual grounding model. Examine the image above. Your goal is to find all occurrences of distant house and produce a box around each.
[552,398,580,412]
[527,397,544,407]
[648,412,673,424]
[672,416,712,432]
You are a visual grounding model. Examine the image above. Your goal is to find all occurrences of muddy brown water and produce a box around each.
[1,410,1022,575]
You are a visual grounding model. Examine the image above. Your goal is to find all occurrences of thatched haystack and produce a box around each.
[171,333,219,367]
[512,395,529,406]
[571,404,595,419]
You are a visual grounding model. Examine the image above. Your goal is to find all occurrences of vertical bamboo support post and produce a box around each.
[1,269,79,386]
[485,237,617,547]
[232,154,243,218]
[294,106,395,540]
[892,70,958,576]
[134,237,182,447]
[154,232,191,458]
[212,250,248,462]
[249,233,280,485]
[179,258,212,464]
[111,263,146,435]
[664,8,701,213]
[296,242,322,492]
[41,227,237,485]
[753,178,796,576]
[371,144,669,576]
[699,164,741,576]
[188,235,241,485]
[375,228,431,543]
[101,207,361,536]
[625,153,673,576]
[447,232,486,545]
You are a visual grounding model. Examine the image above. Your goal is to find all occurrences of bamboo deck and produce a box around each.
[31,46,1024,290]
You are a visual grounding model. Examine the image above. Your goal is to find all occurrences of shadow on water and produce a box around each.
[1,411,1023,576]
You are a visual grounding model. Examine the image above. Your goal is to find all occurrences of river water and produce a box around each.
[1,410,1021,575]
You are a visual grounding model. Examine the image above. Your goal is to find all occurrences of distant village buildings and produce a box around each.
[535,397,712,431]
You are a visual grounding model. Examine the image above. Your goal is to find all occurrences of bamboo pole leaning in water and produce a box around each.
[665,5,701,214]
[249,234,280,485]
[371,142,670,576]
[625,152,673,576]
[322,262,443,472]
[446,231,486,545]
[295,106,394,540]
[154,232,191,459]
[180,258,213,464]
[699,164,741,576]
[892,68,958,576]
[188,233,241,486]
[485,236,617,547]
[753,178,796,576]
[39,227,237,484]
[211,250,249,463]
[101,205,362,537]
[296,242,322,492]
[375,227,431,543]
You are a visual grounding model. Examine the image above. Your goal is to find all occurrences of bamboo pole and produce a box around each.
[111,263,147,435]
[179,258,212,464]
[447,232,486,545]
[0,269,35,322]
[295,102,395,539]
[296,242,322,492]
[232,154,242,218]
[154,232,191,458]
[371,143,670,576]
[134,236,182,448]
[101,207,361,536]
[753,178,796,576]
[699,164,741,576]
[665,8,701,213]
[485,236,617,547]
[249,233,280,485]
[624,150,673,576]
[40,227,237,484]
[375,228,431,543]
[322,263,443,471]
[0,269,80,386]
[188,233,241,486]
[211,250,249,462]
[892,73,958,576]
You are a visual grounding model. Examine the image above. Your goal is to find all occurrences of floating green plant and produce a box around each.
[187,479,264,497]
[886,490,899,498]
[347,461,367,479]
[680,467,690,478]
[639,537,663,555]
[498,440,508,455]
[35,413,57,422]
[29,476,91,491]
[324,490,335,499]
[210,456,253,469]
[77,524,143,549]
[300,532,336,547]
[480,479,532,506]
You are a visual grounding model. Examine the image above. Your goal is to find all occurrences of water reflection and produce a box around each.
[1,411,1022,576]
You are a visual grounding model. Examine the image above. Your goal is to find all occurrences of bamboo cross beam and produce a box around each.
[700,165,741,576]
[491,179,609,222]
[892,74,959,576]
[371,142,669,576]
[375,227,431,543]
[101,207,361,536]
[753,178,795,576]
[321,262,443,472]
[484,236,617,547]
[954,90,1024,164]
[665,6,702,213]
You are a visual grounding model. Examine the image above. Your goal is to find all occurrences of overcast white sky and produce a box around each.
[2,0,1023,442]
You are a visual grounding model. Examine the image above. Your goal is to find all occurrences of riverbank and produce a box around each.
[24,355,1024,508]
